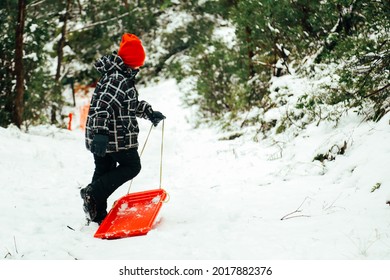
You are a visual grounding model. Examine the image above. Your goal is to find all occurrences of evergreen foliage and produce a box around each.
[0,5,15,126]
[294,0,389,125]
[0,0,388,130]
[0,0,56,127]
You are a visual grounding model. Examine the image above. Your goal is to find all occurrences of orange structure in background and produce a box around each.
[70,82,95,131]
[67,113,73,130]
[79,104,90,131]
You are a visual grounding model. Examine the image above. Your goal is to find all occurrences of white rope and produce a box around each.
[159,120,165,189]
[126,120,165,194]
[127,124,154,194]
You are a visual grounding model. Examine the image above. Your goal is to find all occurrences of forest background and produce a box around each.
[0,0,389,134]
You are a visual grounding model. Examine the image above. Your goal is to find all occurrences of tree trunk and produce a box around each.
[245,26,256,79]
[55,0,71,82]
[51,0,71,124]
[13,0,27,128]
[245,25,265,103]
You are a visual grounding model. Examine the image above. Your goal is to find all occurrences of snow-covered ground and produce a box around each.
[1,79,389,261]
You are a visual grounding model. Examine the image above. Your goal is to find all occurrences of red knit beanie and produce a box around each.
[118,33,146,68]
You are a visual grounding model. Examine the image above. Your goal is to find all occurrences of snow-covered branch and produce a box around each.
[26,0,47,9]
[67,11,133,34]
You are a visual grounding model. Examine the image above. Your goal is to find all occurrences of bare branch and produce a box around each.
[281,213,311,220]
[281,197,311,220]
[13,236,18,254]
[67,251,78,260]
[364,83,390,98]
[4,250,11,259]
[67,225,75,231]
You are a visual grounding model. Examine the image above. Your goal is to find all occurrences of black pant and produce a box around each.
[90,148,141,204]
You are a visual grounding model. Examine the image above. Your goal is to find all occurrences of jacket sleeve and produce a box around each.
[136,100,153,119]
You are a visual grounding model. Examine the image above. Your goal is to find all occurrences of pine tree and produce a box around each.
[0,1,17,126]
[13,0,26,128]
[1,0,67,128]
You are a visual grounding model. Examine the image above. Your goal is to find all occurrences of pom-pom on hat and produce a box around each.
[118,33,146,68]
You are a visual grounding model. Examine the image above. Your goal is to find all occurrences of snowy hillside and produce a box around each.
[1,79,390,260]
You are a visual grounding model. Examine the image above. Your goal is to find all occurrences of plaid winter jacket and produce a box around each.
[85,52,153,153]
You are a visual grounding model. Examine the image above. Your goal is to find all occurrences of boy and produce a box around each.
[81,33,165,224]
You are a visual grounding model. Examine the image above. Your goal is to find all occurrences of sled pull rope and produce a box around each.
[140,124,154,158]
[159,120,169,203]
[127,120,165,194]
[127,124,154,194]
[159,119,165,189]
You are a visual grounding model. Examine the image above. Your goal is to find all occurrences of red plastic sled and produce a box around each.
[94,189,167,239]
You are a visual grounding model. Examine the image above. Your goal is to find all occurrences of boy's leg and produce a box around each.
[92,153,116,183]
[81,154,115,224]
[90,148,141,202]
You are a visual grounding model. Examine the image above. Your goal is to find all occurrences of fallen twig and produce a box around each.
[281,197,311,220]
[67,251,78,260]
[4,249,11,259]
[67,225,75,231]
[14,236,18,254]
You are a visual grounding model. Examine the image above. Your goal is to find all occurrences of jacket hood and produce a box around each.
[94,51,139,79]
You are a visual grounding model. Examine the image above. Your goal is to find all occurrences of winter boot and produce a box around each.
[95,207,108,225]
[80,184,98,223]
[80,184,108,225]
